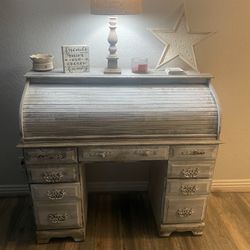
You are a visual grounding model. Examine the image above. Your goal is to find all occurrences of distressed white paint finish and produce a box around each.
[26,164,79,184]
[31,183,82,201]
[20,71,218,141]
[33,200,83,230]
[19,72,221,241]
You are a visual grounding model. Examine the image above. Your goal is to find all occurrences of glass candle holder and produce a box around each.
[131,58,148,73]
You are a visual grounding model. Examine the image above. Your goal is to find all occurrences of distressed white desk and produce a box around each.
[18,70,220,243]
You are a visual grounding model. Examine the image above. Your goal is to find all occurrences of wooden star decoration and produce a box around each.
[150,5,213,72]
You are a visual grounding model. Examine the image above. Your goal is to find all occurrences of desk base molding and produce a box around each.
[159,222,205,237]
[36,228,85,244]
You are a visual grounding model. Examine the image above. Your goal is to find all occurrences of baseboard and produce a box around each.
[211,179,250,192]
[87,181,148,192]
[0,185,29,196]
[0,179,249,196]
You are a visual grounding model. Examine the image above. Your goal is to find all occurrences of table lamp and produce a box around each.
[91,0,142,74]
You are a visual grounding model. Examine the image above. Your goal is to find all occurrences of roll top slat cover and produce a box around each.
[20,71,220,141]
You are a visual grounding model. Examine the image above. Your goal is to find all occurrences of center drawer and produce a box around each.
[79,146,169,162]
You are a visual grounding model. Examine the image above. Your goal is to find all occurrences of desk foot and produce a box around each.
[159,222,205,237]
[36,228,85,244]
[192,230,204,236]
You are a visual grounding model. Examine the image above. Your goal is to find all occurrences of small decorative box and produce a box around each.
[62,45,89,73]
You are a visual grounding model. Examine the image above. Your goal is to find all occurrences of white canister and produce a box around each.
[30,54,54,72]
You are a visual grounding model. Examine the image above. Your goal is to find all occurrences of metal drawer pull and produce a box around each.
[85,152,112,158]
[177,208,194,217]
[36,153,66,161]
[48,213,68,224]
[42,171,64,183]
[135,150,153,156]
[47,189,66,200]
[181,168,200,178]
[180,184,198,195]
[99,152,107,158]
[181,150,206,156]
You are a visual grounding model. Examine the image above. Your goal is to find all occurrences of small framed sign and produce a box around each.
[62,45,89,73]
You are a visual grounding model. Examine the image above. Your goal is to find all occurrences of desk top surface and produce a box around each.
[25,69,213,84]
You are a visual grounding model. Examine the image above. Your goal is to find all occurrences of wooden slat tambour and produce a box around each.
[21,81,219,140]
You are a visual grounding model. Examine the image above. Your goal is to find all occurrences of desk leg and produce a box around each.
[36,228,86,244]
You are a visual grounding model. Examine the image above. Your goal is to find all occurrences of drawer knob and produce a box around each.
[181,168,200,178]
[42,171,64,183]
[177,208,194,217]
[48,213,68,224]
[47,189,66,200]
[180,184,198,195]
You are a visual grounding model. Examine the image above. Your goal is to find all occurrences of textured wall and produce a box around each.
[0,0,249,186]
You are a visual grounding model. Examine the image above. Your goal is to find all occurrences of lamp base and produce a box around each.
[104,16,122,75]
[104,53,121,74]
[104,68,121,74]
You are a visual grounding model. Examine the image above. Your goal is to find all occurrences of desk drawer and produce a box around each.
[166,179,211,196]
[27,164,79,184]
[170,145,218,160]
[24,148,77,164]
[163,197,207,224]
[79,146,169,162]
[33,201,83,230]
[168,161,215,179]
[31,183,81,201]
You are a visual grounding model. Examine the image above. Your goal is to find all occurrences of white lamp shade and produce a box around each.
[91,0,143,15]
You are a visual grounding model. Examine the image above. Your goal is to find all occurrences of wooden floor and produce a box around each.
[0,192,249,250]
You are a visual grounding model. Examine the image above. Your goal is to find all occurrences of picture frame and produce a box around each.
[62,45,89,73]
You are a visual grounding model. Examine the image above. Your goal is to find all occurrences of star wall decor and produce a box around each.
[150,5,214,72]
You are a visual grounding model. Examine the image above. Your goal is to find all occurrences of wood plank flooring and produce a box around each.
[0,192,249,250]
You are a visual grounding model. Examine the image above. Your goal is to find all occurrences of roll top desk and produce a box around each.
[18,70,221,243]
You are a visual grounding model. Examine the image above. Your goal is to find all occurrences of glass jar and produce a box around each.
[131,57,148,74]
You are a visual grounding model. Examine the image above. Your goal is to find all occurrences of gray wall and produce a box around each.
[0,0,181,185]
[1,0,249,186]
